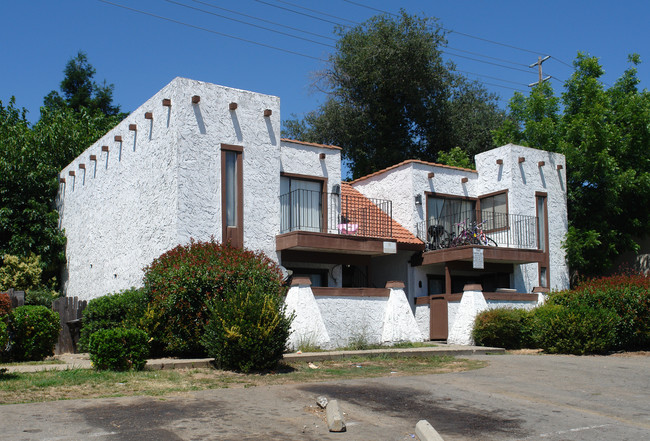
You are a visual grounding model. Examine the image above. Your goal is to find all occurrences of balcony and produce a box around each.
[276,189,397,257]
[415,211,545,266]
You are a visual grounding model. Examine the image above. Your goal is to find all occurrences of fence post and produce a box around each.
[53,297,87,354]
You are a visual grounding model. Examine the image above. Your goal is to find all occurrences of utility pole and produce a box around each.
[529,55,551,87]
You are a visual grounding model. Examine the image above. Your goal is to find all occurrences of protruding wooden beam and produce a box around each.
[129,124,137,131]
[90,155,97,161]
[496,159,503,165]
[461,177,469,183]
[59,178,66,184]
[518,156,525,163]
[538,161,545,167]
[263,109,272,117]
[78,164,85,170]
[319,153,326,160]
[114,135,122,142]
[102,146,109,152]
[144,112,153,120]
[69,171,75,177]
[229,102,237,110]
[162,98,171,107]
[556,164,564,170]
[427,172,435,179]
[191,95,200,104]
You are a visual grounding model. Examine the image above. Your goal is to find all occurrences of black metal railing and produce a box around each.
[279,189,393,238]
[416,210,538,250]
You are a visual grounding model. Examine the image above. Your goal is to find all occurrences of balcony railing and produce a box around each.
[416,210,538,251]
[279,189,393,238]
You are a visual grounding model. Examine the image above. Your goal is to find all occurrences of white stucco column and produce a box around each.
[284,277,331,351]
[381,281,424,343]
[533,286,549,305]
[447,284,488,345]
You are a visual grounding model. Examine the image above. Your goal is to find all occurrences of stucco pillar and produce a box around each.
[381,281,424,344]
[284,277,331,351]
[447,284,488,345]
[533,286,549,305]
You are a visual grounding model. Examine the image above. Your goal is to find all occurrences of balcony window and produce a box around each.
[480,191,508,231]
[280,176,323,232]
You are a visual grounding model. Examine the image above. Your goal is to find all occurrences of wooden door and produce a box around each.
[429,295,449,340]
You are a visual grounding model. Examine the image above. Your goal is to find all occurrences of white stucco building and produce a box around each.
[58,77,569,345]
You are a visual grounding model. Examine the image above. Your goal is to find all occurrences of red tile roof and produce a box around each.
[280,138,342,151]
[340,183,423,249]
[351,159,477,184]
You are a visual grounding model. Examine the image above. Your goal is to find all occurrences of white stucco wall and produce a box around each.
[284,283,331,350]
[315,296,387,348]
[58,78,283,300]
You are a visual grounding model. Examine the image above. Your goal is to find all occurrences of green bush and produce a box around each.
[143,239,286,357]
[0,292,11,317]
[0,254,43,291]
[78,287,148,352]
[0,320,8,356]
[201,283,293,373]
[530,303,619,355]
[472,307,533,349]
[8,305,60,361]
[548,273,650,350]
[25,289,61,308]
[88,328,149,371]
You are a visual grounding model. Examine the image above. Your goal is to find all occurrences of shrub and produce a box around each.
[143,239,286,356]
[530,303,619,355]
[548,273,650,350]
[8,305,60,361]
[25,289,61,308]
[88,328,149,371]
[201,283,292,373]
[78,287,148,352]
[472,307,533,349]
[0,254,43,292]
[0,321,8,355]
[0,292,11,317]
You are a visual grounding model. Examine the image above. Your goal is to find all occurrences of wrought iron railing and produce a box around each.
[416,210,538,251]
[279,189,393,238]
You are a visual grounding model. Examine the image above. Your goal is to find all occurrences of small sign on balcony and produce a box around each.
[473,248,484,269]
[383,241,397,254]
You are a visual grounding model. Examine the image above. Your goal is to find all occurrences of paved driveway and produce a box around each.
[1,353,648,440]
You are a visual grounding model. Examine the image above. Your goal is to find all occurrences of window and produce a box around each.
[280,175,325,233]
[426,194,476,240]
[479,191,508,231]
[221,144,243,248]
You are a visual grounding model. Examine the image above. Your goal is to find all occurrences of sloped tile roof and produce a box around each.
[340,182,424,249]
[351,159,477,184]
[280,138,342,150]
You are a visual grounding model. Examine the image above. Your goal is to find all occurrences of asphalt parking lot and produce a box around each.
[1,353,648,440]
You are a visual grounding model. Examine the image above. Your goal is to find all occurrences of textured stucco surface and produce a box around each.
[58,78,283,300]
[284,284,331,350]
[414,305,430,340]
[315,296,387,348]
[447,289,488,345]
[381,288,423,343]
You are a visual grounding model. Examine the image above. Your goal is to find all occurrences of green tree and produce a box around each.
[283,11,503,179]
[0,53,123,287]
[494,53,650,277]
[44,51,121,116]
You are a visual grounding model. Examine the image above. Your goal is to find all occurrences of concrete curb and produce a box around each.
[326,399,346,432]
[415,419,445,441]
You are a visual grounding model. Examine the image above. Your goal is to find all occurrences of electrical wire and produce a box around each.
[96,0,327,62]
[164,0,336,48]
[253,0,346,27]
[273,0,359,26]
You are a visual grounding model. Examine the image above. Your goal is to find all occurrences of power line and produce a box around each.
[164,0,335,48]
[274,0,359,26]
[253,0,347,27]
[445,46,530,68]
[441,50,538,75]
[184,0,338,41]
[454,69,530,87]
[96,0,327,61]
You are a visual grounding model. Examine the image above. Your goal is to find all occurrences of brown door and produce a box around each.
[221,144,243,248]
[429,295,449,340]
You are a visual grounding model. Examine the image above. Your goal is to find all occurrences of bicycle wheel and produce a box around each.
[486,237,498,247]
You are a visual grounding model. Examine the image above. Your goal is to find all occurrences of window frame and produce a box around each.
[478,189,509,233]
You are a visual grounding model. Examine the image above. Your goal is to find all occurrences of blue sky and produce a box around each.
[1,0,648,126]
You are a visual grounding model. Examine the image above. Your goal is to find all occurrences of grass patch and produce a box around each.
[0,355,484,404]
[0,358,65,367]
[335,341,438,351]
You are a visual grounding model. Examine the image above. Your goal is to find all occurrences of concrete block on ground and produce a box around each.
[326,399,346,432]
[415,419,444,441]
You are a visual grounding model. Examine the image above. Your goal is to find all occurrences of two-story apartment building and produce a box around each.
[57,78,568,343]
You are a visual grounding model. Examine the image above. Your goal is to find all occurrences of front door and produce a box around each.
[429,295,449,340]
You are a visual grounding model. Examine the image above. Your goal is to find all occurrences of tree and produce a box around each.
[44,51,121,116]
[283,11,503,179]
[494,53,650,277]
[0,53,124,288]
